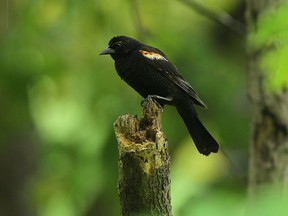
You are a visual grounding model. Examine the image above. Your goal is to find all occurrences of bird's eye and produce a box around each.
[114,42,123,48]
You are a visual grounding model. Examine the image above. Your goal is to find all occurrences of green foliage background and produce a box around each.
[4,0,287,215]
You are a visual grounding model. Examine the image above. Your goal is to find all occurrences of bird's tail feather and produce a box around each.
[176,102,219,156]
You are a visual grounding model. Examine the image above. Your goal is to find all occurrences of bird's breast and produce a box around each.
[115,59,178,103]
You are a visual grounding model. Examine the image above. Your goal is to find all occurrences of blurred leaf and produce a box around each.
[248,2,288,91]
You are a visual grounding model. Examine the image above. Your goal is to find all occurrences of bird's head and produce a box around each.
[100,36,140,60]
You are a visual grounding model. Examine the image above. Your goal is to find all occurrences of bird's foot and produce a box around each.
[141,95,172,111]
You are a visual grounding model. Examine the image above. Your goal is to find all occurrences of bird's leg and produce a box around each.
[141,95,172,111]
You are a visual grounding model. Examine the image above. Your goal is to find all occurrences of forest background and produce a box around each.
[1,0,288,215]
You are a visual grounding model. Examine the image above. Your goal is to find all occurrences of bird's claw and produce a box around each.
[141,96,163,111]
[141,95,172,111]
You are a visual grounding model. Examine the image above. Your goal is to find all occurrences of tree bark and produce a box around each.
[246,0,288,199]
[113,98,172,216]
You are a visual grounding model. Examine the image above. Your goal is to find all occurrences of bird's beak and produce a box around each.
[99,46,115,55]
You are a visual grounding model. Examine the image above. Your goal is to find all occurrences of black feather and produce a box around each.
[100,36,219,155]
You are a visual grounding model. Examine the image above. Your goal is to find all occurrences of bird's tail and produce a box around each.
[176,101,219,156]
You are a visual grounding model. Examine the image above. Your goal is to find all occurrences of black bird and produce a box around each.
[100,36,219,155]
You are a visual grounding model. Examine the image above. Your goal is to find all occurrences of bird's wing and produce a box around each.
[138,47,207,108]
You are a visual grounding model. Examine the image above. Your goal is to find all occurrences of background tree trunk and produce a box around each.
[246,0,288,199]
[114,99,172,216]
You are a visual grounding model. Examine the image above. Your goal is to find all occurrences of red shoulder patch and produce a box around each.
[139,50,168,61]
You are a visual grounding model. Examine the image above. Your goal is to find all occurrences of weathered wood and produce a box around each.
[114,98,172,216]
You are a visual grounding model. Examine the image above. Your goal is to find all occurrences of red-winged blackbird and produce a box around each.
[100,36,219,155]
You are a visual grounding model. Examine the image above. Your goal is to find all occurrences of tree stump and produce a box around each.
[113,98,172,216]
